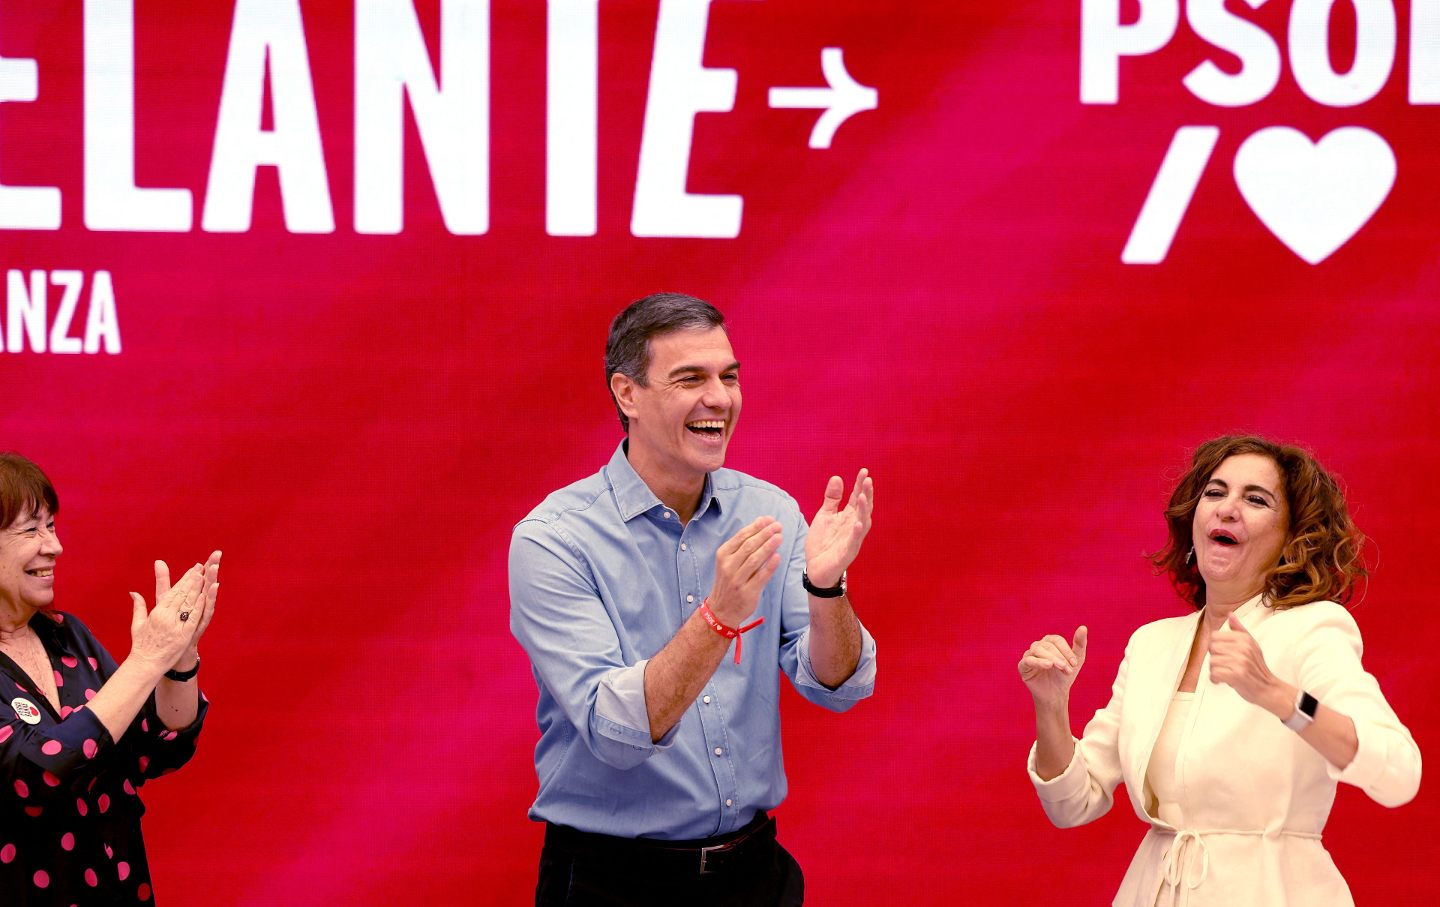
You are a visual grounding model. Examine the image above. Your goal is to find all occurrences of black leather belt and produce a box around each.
[544,812,776,876]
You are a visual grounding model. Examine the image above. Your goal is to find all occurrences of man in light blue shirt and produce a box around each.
[510,292,877,905]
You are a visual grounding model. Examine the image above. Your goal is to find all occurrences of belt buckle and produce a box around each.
[698,841,731,875]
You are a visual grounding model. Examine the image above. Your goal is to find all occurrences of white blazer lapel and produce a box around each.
[1123,610,1201,818]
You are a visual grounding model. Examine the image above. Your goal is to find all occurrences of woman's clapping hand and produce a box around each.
[1018,626,1088,704]
[153,551,220,669]
[126,552,220,673]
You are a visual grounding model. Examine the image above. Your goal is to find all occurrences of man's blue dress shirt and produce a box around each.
[510,442,877,840]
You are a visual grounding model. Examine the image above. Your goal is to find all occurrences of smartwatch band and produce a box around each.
[1281,690,1318,732]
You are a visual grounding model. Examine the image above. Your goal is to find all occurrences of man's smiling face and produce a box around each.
[619,326,741,490]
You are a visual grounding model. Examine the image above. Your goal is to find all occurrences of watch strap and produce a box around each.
[1281,689,1317,732]
[165,656,200,683]
[802,570,846,598]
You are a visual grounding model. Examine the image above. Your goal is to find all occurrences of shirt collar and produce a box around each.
[26,609,75,656]
[1199,591,1268,628]
[1234,591,1268,622]
[606,441,723,522]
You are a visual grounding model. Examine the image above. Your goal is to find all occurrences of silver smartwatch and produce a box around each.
[1281,690,1318,732]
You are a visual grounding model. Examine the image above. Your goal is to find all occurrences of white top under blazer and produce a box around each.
[1028,594,1421,906]
[1145,692,1193,831]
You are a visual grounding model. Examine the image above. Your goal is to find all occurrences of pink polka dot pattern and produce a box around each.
[3,614,206,900]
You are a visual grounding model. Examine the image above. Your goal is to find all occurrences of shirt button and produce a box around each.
[725,798,733,807]
[702,695,711,704]
[687,595,695,604]
[714,747,723,756]
[680,543,687,551]
[662,510,672,519]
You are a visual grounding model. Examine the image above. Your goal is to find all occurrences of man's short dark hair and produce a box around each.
[605,292,726,432]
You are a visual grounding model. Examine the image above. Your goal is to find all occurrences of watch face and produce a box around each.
[1299,691,1319,718]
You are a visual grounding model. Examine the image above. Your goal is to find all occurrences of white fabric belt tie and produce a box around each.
[1158,827,1322,891]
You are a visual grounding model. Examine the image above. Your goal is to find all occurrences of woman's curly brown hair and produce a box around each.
[1150,436,1367,610]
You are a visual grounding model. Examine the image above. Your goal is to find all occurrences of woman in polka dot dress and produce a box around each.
[0,453,220,905]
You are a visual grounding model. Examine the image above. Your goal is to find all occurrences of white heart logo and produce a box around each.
[1233,127,1395,265]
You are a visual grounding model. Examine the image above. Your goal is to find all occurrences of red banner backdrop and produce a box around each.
[2,1,1435,903]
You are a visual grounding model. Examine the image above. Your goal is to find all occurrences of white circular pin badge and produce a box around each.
[11,698,42,725]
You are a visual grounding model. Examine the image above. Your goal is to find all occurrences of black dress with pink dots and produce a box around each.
[1,610,207,905]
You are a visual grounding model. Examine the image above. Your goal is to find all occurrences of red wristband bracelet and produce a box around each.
[698,599,765,664]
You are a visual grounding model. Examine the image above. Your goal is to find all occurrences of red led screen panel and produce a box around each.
[1,1,1435,903]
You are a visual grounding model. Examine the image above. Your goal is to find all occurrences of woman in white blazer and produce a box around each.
[1019,436,1420,906]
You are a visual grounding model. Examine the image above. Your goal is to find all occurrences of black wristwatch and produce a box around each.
[802,570,847,598]
[165,656,200,683]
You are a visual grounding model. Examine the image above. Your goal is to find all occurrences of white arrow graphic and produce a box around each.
[767,48,877,149]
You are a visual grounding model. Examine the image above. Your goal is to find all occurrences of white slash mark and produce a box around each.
[1121,126,1220,264]
[767,47,877,149]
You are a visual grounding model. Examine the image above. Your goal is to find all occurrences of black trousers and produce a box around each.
[535,815,805,907]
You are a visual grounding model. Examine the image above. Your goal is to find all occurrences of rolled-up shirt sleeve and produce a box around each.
[788,625,877,708]
[593,661,679,754]
[510,519,674,770]
[776,500,877,711]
